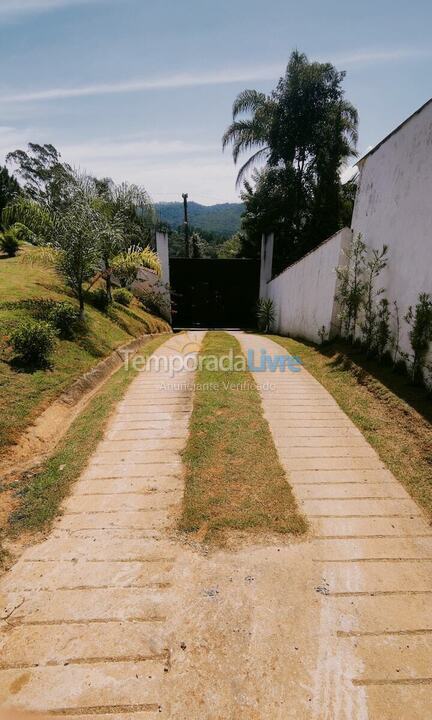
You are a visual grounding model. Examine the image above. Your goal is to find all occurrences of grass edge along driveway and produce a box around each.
[2,334,169,561]
[180,331,307,543]
[270,335,432,522]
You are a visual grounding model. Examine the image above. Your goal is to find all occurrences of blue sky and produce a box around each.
[1,0,431,204]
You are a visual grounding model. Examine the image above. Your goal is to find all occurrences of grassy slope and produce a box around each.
[180,332,307,542]
[270,336,432,520]
[0,249,170,456]
[7,335,168,536]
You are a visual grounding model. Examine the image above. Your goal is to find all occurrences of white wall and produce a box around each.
[352,99,432,359]
[266,228,352,342]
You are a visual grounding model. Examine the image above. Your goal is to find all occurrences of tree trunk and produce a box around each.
[105,271,112,303]
[78,288,85,320]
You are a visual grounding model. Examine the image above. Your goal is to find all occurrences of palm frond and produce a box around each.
[235,147,270,188]
[232,89,268,119]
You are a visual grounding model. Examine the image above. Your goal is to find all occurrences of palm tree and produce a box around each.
[222,89,275,188]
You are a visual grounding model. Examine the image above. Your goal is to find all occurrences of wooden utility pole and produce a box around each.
[182,193,190,258]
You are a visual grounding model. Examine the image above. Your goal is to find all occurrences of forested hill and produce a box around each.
[155,201,244,237]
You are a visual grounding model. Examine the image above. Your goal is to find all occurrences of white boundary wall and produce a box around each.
[352,99,432,360]
[265,228,352,342]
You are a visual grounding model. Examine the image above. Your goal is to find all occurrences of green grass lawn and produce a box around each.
[270,335,432,521]
[0,248,170,457]
[180,331,307,543]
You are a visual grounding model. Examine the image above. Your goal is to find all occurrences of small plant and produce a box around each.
[404,293,432,384]
[10,319,57,366]
[113,288,133,307]
[0,228,20,257]
[318,325,328,344]
[360,244,388,351]
[87,288,110,313]
[48,302,80,337]
[256,297,275,333]
[112,246,161,288]
[391,300,401,366]
[375,298,391,360]
[336,234,367,340]
[138,288,170,317]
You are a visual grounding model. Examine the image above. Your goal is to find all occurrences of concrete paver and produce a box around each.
[234,332,432,719]
[1,329,431,719]
[0,332,204,717]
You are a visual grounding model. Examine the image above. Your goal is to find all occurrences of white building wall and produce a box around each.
[352,99,432,358]
[266,228,352,343]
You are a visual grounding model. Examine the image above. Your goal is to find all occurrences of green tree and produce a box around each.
[6,143,75,211]
[217,232,243,258]
[52,193,100,317]
[223,50,358,267]
[91,178,155,247]
[0,165,21,223]
[222,90,274,186]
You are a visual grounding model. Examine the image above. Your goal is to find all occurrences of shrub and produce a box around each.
[11,222,36,244]
[138,288,170,317]
[405,293,432,384]
[256,297,275,333]
[113,288,133,307]
[112,247,161,288]
[10,320,57,365]
[48,301,80,336]
[0,228,20,257]
[22,298,56,320]
[87,288,110,312]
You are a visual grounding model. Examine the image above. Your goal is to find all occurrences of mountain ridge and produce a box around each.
[155,201,244,237]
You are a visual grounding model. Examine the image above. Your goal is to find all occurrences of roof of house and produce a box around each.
[356,96,432,167]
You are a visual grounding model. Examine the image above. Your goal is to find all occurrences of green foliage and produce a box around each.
[224,50,358,266]
[6,143,75,211]
[91,178,155,246]
[10,319,57,365]
[0,227,20,257]
[87,288,110,313]
[52,193,100,314]
[375,298,391,360]
[190,231,208,258]
[256,297,275,333]
[337,237,391,358]
[112,247,161,288]
[2,196,53,240]
[360,244,389,351]
[47,301,80,336]
[138,287,170,318]
[404,293,432,384]
[217,232,243,259]
[17,298,79,336]
[336,234,368,339]
[10,222,35,244]
[156,201,243,237]
[113,288,133,306]
[0,165,21,220]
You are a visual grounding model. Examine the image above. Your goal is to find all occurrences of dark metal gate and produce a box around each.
[169,258,260,328]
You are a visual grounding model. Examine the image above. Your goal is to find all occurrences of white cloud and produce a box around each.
[59,136,241,204]
[0,127,241,203]
[329,48,432,67]
[0,65,282,104]
[0,0,105,17]
[2,46,430,104]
